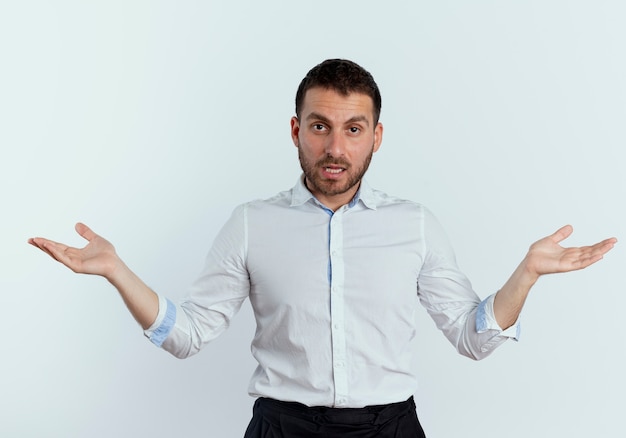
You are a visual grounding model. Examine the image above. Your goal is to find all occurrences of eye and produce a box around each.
[348,126,361,134]
[312,123,326,132]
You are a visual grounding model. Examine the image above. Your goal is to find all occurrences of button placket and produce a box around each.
[328,208,348,407]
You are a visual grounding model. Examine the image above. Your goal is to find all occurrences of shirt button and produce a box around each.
[335,361,344,368]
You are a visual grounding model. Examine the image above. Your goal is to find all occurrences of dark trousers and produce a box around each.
[243,396,426,438]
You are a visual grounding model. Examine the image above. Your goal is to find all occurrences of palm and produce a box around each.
[526,225,617,276]
[29,223,118,277]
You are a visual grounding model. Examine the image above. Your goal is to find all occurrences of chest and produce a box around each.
[246,207,424,313]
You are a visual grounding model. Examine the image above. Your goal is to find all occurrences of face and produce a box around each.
[290,87,383,211]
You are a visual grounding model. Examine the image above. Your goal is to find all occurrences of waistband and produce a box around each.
[253,396,416,426]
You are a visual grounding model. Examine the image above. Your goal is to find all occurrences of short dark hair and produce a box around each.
[295,59,382,124]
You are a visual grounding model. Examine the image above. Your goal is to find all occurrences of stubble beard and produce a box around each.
[297,144,374,198]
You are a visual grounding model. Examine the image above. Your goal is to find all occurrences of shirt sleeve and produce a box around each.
[476,293,521,340]
[417,207,520,360]
[143,295,176,347]
[144,204,251,358]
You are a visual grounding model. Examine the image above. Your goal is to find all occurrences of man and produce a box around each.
[29,59,616,437]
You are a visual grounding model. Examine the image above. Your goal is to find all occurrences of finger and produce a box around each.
[550,225,574,244]
[41,240,82,269]
[28,238,56,258]
[75,222,97,241]
[577,238,618,256]
[578,254,604,270]
[29,237,63,253]
[29,238,67,263]
[568,239,616,269]
[602,237,618,246]
[590,238,617,256]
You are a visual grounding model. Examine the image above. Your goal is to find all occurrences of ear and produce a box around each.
[373,122,383,153]
[290,116,300,147]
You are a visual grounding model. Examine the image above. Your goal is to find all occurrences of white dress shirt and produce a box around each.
[145,176,519,408]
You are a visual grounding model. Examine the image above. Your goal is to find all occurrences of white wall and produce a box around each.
[2,1,624,437]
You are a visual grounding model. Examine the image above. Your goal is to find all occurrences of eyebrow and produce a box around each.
[306,112,371,128]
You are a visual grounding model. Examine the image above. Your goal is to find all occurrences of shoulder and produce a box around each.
[228,188,296,225]
[368,187,429,214]
[242,188,292,211]
[363,187,448,235]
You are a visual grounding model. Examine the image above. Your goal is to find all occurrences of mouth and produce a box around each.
[321,165,347,180]
[324,166,345,174]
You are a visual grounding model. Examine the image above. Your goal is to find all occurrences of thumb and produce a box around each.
[75,222,97,241]
[550,224,574,244]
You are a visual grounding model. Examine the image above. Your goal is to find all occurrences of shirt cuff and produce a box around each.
[476,293,520,341]
[143,295,176,347]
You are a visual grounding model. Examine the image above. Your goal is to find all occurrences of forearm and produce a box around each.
[106,258,159,330]
[493,257,539,330]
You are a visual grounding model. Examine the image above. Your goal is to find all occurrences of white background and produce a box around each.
[2,1,625,437]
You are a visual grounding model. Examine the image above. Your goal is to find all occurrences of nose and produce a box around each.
[324,131,346,158]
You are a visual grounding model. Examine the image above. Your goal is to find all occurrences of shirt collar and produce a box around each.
[290,174,378,211]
